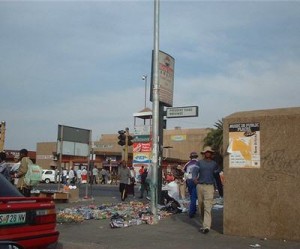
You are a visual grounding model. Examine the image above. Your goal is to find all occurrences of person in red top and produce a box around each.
[139,165,145,175]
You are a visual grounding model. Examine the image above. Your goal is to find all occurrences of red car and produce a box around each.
[0,174,59,249]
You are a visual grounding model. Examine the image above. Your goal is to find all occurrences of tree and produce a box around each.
[203,120,223,155]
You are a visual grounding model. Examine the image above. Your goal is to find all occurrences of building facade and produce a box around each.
[36,127,210,171]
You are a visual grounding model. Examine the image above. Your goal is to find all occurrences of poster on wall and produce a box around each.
[227,122,260,168]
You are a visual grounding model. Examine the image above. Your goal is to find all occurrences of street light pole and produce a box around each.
[151,0,160,224]
[142,75,148,108]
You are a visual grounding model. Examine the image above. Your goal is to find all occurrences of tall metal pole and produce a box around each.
[58,125,64,192]
[85,130,92,199]
[151,0,160,224]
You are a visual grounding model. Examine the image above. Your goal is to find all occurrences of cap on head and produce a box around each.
[190,151,198,158]
[201,146,215,154]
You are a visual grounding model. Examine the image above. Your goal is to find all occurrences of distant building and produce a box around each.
[35,127,210,171]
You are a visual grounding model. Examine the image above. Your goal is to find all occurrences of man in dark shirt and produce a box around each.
[193,146,219,234]
[138,168,149,199]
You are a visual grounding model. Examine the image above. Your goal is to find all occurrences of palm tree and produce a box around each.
[203,120,223,154]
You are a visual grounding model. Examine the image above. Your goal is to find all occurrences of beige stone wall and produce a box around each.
[36,142,56,169]
[223,107,300,241]
[163,127,210,161]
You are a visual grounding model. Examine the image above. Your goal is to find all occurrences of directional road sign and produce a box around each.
[166,106,199,118]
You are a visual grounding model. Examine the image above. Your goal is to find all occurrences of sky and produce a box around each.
[1,0,299,151]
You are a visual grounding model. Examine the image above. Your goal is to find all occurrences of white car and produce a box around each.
[41,170,60,183]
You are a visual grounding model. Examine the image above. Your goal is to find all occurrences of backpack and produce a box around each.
[24,162,42,187]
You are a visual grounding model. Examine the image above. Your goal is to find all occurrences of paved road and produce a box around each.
[38,184,300,249]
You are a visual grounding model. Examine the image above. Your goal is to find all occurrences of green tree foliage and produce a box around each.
[203,120,223,154]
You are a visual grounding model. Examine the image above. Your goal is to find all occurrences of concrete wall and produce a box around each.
[223,107,300,241]
[163,127,210,160]
[36,142,56,169]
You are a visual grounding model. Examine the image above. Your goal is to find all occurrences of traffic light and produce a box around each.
[117,130,126,146]
[127,135,134,146]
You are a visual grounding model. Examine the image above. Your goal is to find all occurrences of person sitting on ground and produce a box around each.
[161,176,184,213]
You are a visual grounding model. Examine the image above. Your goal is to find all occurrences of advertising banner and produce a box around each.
[133,152,151,164]
[227,122,261,168]
[133,142,152,153]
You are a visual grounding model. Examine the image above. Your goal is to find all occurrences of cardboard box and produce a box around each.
[53,192,68,200]
[68,188,79,202]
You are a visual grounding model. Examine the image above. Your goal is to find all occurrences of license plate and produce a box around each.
[0,212,26,225]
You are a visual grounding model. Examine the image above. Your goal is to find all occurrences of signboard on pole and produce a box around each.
[133,135,151,143]
[166,106,199,118]
[150,50,175,107]
[158,51,175,107]
[133,142,152,153]
[57,125,91,157]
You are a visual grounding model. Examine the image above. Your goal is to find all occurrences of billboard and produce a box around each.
[57,124,91,157]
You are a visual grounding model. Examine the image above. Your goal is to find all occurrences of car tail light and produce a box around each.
[34,209,56,225]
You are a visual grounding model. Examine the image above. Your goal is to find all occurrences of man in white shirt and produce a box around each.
[68,167,75,185]
[91,166,99,184]
[76,168,82,184]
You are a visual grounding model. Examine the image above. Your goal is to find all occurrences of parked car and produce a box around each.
[41,170,60,184]
[0,174,59,249]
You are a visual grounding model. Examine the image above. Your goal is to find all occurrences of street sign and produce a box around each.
[132,135,151,142]
[166,106,199,118]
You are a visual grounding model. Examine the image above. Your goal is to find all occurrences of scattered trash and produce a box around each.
[57,201,173,228]
[249,244,261,248]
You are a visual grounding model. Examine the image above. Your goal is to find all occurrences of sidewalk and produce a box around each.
[54,194,300,249]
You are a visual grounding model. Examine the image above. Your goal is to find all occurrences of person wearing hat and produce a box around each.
[183,151,199,218]
[193,146,220,234]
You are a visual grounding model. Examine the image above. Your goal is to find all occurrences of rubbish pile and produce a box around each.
[56,201,174,228]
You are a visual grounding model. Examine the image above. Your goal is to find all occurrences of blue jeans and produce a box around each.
[186,179,197,216]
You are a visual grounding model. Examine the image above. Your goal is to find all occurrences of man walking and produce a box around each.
[118,160,130,201]
[193,146,220,234]
[91,165,99,184]
[183,151,199,218]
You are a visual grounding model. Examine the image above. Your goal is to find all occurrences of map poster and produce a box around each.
[227,122,261,168]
